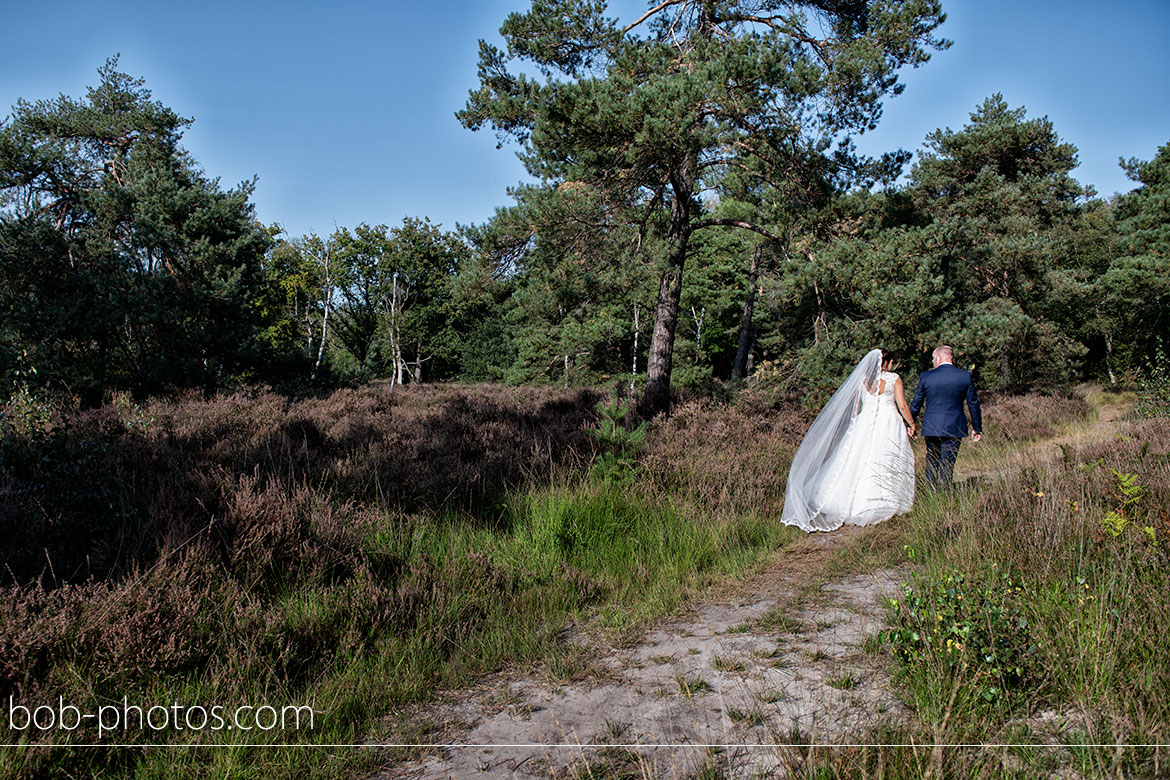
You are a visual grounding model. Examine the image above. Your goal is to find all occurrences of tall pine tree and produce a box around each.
[459,0,948,413]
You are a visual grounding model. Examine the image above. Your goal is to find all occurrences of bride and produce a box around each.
[781,349,916,532]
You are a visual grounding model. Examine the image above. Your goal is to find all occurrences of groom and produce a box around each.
[909,345,982,489]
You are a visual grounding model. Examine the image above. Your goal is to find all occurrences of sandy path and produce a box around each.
[378,392,1126,779]
[384,528,910,780]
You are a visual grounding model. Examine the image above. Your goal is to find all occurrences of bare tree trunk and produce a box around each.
[812,279,826,344]
[631,302,640,392]
[733,244,763,381]
[643,160,695,416]
[1101,313,1117,387]
[691,305,705,360]
[389,272,402,389]
[313,302,328,380]
[563,353,570,388]
[412,345,424,384]
[1106,333,1117,387]
[311,244,333,381]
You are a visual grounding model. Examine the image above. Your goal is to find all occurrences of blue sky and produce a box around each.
[2,0,1168,238]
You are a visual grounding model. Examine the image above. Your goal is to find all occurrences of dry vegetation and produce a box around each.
[0,385,605,777]
[2,382,1163,780]
[0,383,804,778]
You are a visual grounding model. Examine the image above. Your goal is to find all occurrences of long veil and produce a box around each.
[780,349,883,531]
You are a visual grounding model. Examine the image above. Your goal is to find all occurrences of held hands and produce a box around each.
[972,432,982,443]
[905,422,917,439]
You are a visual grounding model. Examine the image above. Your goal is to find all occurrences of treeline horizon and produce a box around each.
[2,55,1167,408]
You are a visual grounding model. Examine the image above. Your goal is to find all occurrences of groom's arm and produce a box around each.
[966,376,982,434]
[909,376,926,420]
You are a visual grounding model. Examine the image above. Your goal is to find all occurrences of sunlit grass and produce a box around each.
[822,390,1170,779]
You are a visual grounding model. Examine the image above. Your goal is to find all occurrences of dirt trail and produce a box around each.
[955,390,1132,483]
[383,393,1127,780]
[386,528,909,780]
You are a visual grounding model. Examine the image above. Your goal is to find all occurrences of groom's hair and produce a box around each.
[933,345,954,362]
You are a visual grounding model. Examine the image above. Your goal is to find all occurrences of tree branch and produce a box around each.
[690,218,785,243]
[621,0,687,34]
[720,13,830,65]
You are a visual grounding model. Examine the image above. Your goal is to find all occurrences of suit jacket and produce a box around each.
[910,363,981,439]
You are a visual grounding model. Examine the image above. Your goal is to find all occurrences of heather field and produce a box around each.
[0,384,804,778]
[0,384,1166,779]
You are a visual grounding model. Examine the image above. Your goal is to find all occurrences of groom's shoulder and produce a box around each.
[923,364,972,384]
[941,364,975,384]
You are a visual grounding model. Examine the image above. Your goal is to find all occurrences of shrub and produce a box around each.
[884,564,1042,711]
[1134,338,1170,419]
[586,390,648,484]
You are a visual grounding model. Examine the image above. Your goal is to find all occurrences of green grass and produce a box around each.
[1,474,799,780]
[726,705,766,726]
[676,674,715,697]
[712,653,746,672]
[825,672,856,690]
[839,393,1170,778]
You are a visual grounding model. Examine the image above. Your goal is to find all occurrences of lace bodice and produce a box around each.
[862,371,900,407]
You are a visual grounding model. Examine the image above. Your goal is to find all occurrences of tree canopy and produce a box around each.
[0,58,272,401]
[3,54,1166,407]
[460,0,949,413]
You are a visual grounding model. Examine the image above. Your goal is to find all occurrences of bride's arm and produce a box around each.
[894,376,916,436]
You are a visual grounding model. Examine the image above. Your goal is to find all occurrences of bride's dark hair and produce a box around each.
[879,349,899,371]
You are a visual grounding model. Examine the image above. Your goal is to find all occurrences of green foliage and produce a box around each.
[676,227,765,384]
[1099,468,1160,549]
[1134,338,1170,419]
[772,95,1096,393]
[1099,140,1170,371]
[0,349,60,438]
[260,218,476,385]
[0,58,274,400]
[586,390,648,484]
[488,184,656,387]
[462,0,949,410]
[884,564,1041,711]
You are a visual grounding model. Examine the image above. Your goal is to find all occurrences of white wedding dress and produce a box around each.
[781,351,915,532]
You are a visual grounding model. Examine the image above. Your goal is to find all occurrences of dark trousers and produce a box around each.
[924,436,962,489]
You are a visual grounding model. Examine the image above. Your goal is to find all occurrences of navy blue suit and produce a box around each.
[910,363,981,488]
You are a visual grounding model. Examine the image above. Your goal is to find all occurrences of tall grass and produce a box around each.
[0,384,803,779]
[853,408,1170,778]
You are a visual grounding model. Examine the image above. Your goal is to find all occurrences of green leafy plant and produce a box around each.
[1099,469,1161,550]
[1101,469,1143,537]
[1,349,59,439]
[1134,338,1170,419]
[884,564,1041,708]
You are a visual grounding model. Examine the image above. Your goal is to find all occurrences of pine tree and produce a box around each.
[459,0,948,413]
[0,58,272,399]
